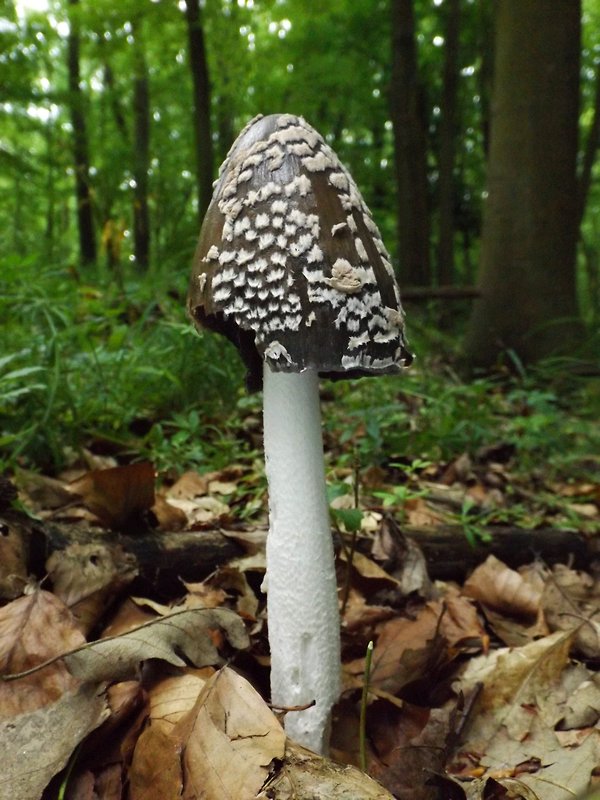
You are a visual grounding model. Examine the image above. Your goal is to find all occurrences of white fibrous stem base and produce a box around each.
[262,365,341,755]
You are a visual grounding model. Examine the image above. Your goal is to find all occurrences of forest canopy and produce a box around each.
[1,0,599,470]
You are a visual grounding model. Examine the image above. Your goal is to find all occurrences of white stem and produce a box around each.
[262,364,341,754]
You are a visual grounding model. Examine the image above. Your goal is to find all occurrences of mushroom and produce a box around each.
[187,114,412,754]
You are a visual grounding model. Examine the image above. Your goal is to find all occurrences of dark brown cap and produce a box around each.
[188,113,413,390]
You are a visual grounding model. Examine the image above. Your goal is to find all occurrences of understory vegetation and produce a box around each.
[2,260,599,515]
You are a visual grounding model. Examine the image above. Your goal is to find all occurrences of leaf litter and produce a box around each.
[1,447,600,799]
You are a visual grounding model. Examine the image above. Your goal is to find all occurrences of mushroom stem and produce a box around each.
[262,364,341,754]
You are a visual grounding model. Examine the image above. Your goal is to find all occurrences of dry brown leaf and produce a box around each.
[542,564,600,658]
[175,667,286,800]
[65,770,96,800]
[146,667,214,733]
[69,462,155,529]
[4,607,248,685]
[46,542,137,633]
[404,496,446,526]
[0,589,85,717]
[167,495,230,526]
[208,479,238,495]
[557,675,600,729]
[339,549,400,587]
[92,764,123,800]
[151,495,188,530]
[340,588,395,633]
[371,521,433,599]
[370,602,448,696]
[368,702,455,800]
[14,469,74,510]
[0,682,108,800]
[166,471,210,500]
[222,527,267,555]
[464,556,542,620]
[439,587,487,650]
[129,725,184,800]
[182,581,229,610]
[0,515,29,599]
[100,597,157,637]
[455,630,576,746]
[186,566,259,619]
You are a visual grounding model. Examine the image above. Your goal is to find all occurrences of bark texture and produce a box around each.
[465,0,582,366]
[437,0,461,286]
[184,0,214,221]
[389,0,430,285]
[67,0,96,265]
[132,24,151,271]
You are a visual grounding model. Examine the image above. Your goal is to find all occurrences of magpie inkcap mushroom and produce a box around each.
[187,113,412,390]
[187,113,412,754]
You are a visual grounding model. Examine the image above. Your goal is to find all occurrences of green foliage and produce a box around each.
[327,333,600,485]
[0,0,599,482]
[0,259,245,471]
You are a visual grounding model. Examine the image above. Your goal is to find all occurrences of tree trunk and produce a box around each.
[578,62,600,229]
[437,0,461,286]
[389,0,430,285]
[465,0,582,367]
[67,0,96,265]
[184,0,214,222]
[132,23,151,272]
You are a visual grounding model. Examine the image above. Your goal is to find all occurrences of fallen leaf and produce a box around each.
[175,667,286,799]
[0,590,85,717]
[340,588,396,633]
[371,519,433,599]
[405,496,446,526]
[440,587,488,651]
[128,725,184,800]
[368,701,454,799]
[166,471,209,500]
[100,597,157,638]
[46,542,137,633]
[370,602,448,697]
[0,515,29,599]
[166,495,230,526]
[542,564,600,658]
[14,469,74,510]
[69,462,155,529]
[0,683,108,800]
[339,549,401,587]
[4,607,249,685]
[464,556,542,621]
[151,495,188,530]
[456,630,576,741]
[146,667,214,733]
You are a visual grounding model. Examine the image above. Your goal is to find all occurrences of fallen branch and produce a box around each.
[5,513,593,594]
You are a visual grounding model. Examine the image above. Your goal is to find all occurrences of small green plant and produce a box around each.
[456,497,493,547]
[372,458,432,510]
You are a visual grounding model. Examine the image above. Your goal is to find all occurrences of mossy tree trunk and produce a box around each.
[465,0,582,367]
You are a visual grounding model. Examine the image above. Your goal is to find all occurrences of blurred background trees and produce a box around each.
[1,0,598,365]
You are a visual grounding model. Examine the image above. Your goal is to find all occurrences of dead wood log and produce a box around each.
[396,524,594,581]
[2,512,594,597]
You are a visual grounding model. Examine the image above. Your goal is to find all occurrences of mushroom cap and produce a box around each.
[188,113,413,390]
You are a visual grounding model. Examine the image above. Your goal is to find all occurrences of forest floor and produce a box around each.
[2,277,600,799]
[2,367,600,800]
